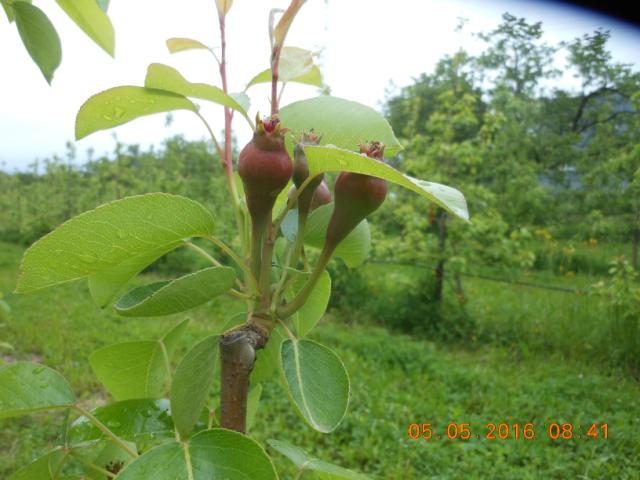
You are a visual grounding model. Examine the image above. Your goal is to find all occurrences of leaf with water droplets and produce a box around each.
[0,362,75,419]
[304,145,469,221]
[16,193,214,297]
[68,399,177,446]
[75,86,197,140]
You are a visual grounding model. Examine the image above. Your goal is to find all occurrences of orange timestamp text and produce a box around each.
[407,422,608,441]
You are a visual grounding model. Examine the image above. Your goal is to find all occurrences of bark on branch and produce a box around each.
[219,321,269,433]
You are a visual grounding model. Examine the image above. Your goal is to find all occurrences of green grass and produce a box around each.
[1,242,639,478]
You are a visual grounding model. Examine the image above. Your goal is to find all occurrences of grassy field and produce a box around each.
[1,242,639,478]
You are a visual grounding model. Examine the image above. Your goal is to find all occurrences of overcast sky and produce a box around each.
[1,0,639,171]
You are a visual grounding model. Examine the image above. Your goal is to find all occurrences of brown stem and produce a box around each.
[218,11,245,254]
[271,46,282,116]
[219,322,269,433]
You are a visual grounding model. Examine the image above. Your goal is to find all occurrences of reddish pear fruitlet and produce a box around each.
[288,179,332,212]
[238,114,292,223]
[326,141,388,250]
[292,131,323,218]
[310,180,332,210]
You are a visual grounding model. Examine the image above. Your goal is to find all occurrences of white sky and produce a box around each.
[1,0,639,171]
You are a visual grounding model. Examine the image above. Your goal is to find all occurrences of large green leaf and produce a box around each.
[68,399,175,445]
[144,63,252,125]
[75,86,197,140]
[9,447,68,480]
[288,270,331,337]
[89,320,189,400]
[280,96,402,156]
[0,363,74,419]
[280,339,349,433]
[12,2,61,84]
[304,203,370,267]
[162,318,190,358]
[16,193,214,294]
[268,439,370,479]
[56,0,115,56]
[89,243,180,308]
[166,37,209,54]
[116,429,277,479]
[114,267,235,317]
[89,341,166,400]
[305,145,470,221]
[170,335,218,439]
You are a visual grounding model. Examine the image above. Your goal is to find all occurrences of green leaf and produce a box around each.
[89,341,166,400]
[75,86,197,140]
[114,267,235,317]
[68,399,175,445]
[280,96,402,156]
[305,145,470,221]
[117,429,277,479]
[268,439,370,479]
[9,447,67,480]
[0,362,75,418]
[246,383,262,432]
[144,63,252,125]
[166,37,209,54]
[230,91,251,112]
[170,335,218,439]
[16,193,214,294]
[280,339,350,433]
[162,318,190,359]
[86,441,135,479]
[247,47,323,88]
[3,3,15,22]
[304,203,370,267]
[12,2,61,84]
[89,243,181,308]
[289,270,331,337]
[56,0,115,56]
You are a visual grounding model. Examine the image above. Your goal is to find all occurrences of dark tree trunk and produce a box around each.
[434,210,447,303]
[219,319,268,433]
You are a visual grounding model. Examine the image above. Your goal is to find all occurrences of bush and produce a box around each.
[329,262,474,341]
